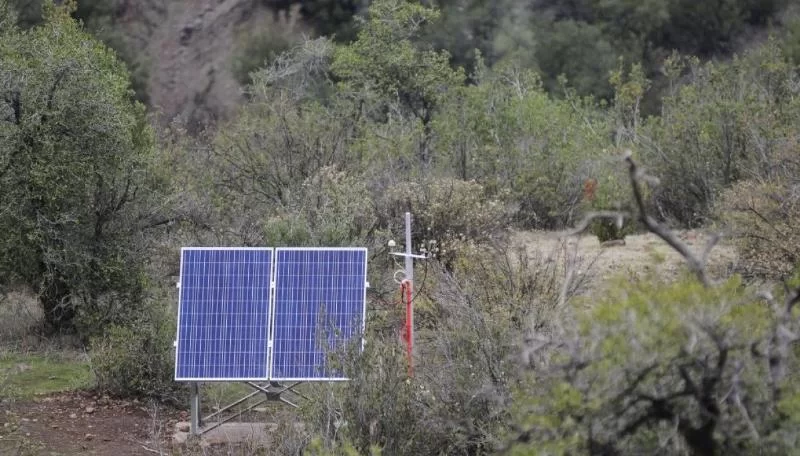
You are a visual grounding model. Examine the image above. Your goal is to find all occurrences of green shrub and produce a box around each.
[509,275,800,454]
[264,166,376,247]
[641,42,800,226]
[90,306,183,402]
[433,65,611,229]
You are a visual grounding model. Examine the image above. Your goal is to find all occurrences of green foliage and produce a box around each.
[510,275,800,454]
[7,0,149,102]
[434,64,612,228]
[641,41,800,225]
[781,7,800,65]
[533,19,618,99]
[209,90,362,245]
[531,0,788,102]
[0,1,160,337]
[331,0,464,165]
[90,304,182,401]
[263,167,376,247]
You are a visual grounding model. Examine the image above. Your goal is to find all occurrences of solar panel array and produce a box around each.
[174,247,367,382]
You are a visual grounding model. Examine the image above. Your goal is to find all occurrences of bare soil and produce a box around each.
[2,391,183,455]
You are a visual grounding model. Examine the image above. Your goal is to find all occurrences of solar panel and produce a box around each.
[175,248,273,381]
[270,248,368,381]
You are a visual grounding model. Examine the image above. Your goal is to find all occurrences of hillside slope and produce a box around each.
[120,0,290,131]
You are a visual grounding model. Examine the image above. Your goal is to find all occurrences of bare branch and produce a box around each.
[625,154,712,287]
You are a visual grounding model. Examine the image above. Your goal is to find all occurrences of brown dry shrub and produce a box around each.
[719,179,800,279]
[374,178,509,267]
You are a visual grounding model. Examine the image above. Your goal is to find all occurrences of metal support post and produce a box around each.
[190,382,201,435]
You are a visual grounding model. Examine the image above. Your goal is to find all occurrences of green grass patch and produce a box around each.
[0,352,92,400]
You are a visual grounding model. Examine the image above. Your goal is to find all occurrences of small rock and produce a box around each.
[85,407,95,414]
[69,413,77,419]
[85,433,94,441]
[50,424,59,429]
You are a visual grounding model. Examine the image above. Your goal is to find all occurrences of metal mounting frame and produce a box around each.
[189,381,309,436]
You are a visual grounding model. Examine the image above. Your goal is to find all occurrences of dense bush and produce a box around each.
[433,64,614,229]
[263,166,376,247]
[90,304,183,402]
[0,1,164,338]
[640,42,800,226]
[508,274,800,454]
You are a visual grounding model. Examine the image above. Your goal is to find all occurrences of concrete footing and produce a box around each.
[173,421,277,447]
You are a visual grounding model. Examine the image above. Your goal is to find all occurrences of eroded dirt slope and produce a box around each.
[120,0,295,132]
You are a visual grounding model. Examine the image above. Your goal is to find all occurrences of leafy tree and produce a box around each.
[0,0,160,337]
[511,275,800,455]
[532,19,618,99]
[331,0,464,167]
[433,62,614,228]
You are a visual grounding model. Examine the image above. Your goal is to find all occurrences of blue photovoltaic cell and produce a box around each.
[271,248,367,381]
[175,248,272,381]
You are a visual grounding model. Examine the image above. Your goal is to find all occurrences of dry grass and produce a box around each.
[0,291,43,347]
[511,229,739,294]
